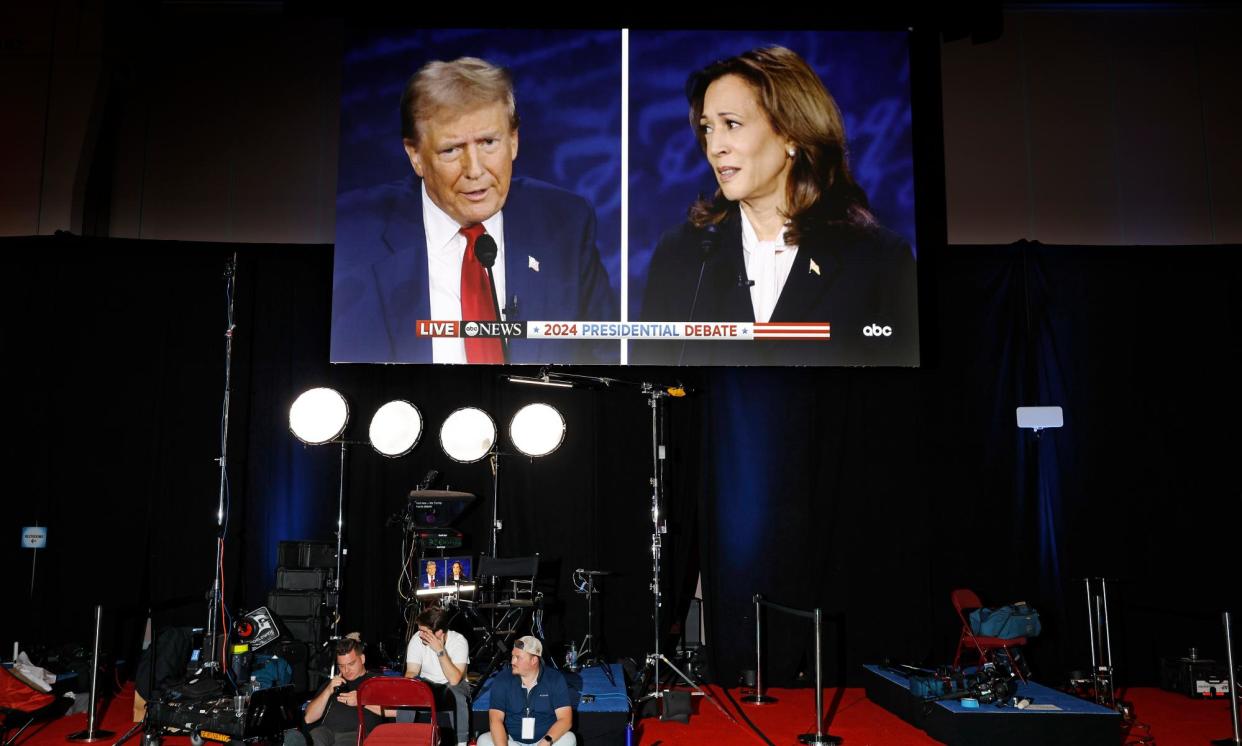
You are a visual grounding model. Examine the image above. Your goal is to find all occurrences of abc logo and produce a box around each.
[863,324,893,337]
[463,322,479,336]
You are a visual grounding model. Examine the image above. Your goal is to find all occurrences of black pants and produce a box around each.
[395,678,471,746]
[282,725,355,746]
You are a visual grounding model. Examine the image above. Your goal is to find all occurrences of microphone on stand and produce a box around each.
[679,226,718,366]
[473,234,508,361]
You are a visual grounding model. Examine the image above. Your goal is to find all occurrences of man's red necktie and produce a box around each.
[459,224,504,364]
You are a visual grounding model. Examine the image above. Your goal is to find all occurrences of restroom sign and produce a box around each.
[21,527,47,549]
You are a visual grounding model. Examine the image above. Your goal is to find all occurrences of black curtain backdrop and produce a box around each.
[3,234,1239,689]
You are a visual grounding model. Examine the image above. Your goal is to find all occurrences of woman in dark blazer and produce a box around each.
[636,46,918,366]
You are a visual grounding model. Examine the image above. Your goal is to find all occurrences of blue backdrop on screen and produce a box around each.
[626,30,917,320]
[337,28,622,293]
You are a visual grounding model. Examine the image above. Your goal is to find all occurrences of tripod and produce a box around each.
[572,569,609,668]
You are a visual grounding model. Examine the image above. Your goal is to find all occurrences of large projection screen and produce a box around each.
[331,28,918,367]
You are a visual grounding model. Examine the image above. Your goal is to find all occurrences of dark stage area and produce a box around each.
[3,233,1239,695]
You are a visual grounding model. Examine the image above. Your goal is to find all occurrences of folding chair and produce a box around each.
[1,665,71,746]
[477,555,540,604]
[474,555,541,644]
[355,676,438,746]
[469,555,541,690]
[951,588,1028,682]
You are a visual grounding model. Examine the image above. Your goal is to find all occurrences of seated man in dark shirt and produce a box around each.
[479,636,575,746]
[295,636,380,746]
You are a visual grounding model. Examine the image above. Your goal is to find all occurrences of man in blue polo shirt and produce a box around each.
[479,636,575,746]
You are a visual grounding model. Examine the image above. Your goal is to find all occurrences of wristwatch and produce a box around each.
[543,737,553,744]
[435,649,446,658]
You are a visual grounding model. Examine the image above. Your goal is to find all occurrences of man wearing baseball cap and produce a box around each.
[478,636,575,746]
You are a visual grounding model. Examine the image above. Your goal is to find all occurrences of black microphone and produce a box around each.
[737,274,755,288]
[475,233,498,268]
[686,226,717,323]
[679,226,718,366]
[472,234,507,361]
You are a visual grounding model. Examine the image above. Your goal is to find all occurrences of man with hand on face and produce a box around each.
[296,635,379,746]
[404,607,471,746]
[331,56,616,365]
[478,636,575,746]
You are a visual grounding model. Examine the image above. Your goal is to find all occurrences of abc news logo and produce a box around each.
[862,324,894,337]
[462,321,526,338]
[416,320,526,338]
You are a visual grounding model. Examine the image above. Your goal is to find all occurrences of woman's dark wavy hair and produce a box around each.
[686,46,875,245]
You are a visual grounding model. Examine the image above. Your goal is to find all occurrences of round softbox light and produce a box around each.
[439,407,496,463]
[369,400,423,458]
[509,403,566,457]
[289,388,349,445]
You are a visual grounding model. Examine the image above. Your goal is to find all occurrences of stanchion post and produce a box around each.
[1211,611,1241,746]
[815,608,823,735]
[798,607,840,745]
[743,594,776,704]
[1084,579,1098,671]
[68,605,114,742]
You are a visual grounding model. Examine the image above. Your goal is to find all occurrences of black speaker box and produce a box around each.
[276,566,329,592]
[277,540,336,569]
[282,616,324,646]
[267,589,324,618]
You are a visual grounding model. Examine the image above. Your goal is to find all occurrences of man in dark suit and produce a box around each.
[331,56,616,364]
[421,560,440,589]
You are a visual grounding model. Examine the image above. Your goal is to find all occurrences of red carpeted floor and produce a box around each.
[7,683,1237,745]
[636,685,941,745]
[634,685,1237,746]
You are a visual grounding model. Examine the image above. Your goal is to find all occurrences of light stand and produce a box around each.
[307,438,353,681]
[633,384,733,724]
[330,441,348,642]
[1072,577,1157,744]
[288,386,352,678]
[645,384,665,690]
[489,449,501,558]
[203,252,239,673]
[641,385,670,700]
[505,371,726,720]
[1083,577,1115,708]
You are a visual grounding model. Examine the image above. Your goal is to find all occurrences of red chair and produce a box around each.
[951,589,1028,682]
[355,676,439,746]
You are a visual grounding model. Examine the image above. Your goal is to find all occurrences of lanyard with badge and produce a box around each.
[521,682,537,740]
